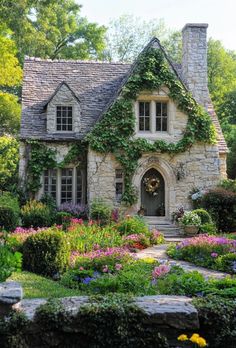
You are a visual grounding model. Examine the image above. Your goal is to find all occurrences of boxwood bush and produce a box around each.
[0,192,20,231]
[22,229,70,277]
[21,200,52,228]
[0,246,22,282]
[202,188,236,232]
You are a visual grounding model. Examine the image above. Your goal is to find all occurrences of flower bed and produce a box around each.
[167,234,236,273]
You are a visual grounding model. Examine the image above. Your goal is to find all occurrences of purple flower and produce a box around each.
[82,277,94,285]
[211,252,218,258]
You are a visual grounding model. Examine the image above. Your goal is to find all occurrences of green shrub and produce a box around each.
[218,179,236,193]
[199,223,217,234]
[155,269,208,296]
[193,295,236,347]
[117,216,149,236]
[0,192,20,231]
[202,188,236,232]
[0,246,22,282]
[22,229,70,277]
[55,211,72,225]
[215,253,236,273]
[90,199,112,223]
[192,208,212,224]
[21,200,52,228]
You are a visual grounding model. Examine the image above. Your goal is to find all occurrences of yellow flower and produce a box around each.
[177,334,188,341]
[190,333,200,343]
[196,337,207,347]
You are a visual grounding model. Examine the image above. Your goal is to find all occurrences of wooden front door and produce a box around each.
[141,168,165,216]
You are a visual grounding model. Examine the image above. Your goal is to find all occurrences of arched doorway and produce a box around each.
[141,168,165,216]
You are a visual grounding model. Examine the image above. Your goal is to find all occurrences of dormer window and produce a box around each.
[56,106,73,131]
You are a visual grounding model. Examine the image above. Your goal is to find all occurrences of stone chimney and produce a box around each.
[182,23,209,106]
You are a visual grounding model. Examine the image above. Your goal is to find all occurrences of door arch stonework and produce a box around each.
[132,156,176,219]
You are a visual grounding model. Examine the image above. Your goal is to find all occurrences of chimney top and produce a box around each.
[182,23,208,32]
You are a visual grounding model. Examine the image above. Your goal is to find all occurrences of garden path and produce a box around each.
[136,242,229,279]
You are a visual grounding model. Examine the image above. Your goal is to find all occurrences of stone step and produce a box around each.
[144,217,182,238]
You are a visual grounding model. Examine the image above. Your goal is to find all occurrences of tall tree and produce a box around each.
[0,26,22,134]
[0,0,106,63]
[104,15,181,62]
[207,38,236,108]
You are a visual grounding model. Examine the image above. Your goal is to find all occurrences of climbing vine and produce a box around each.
[87,47,216,206]
[27,141,86,194]
[26,47,216,206]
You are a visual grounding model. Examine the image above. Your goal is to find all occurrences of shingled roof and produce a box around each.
[21,58,131,140]
[20,40,227,153]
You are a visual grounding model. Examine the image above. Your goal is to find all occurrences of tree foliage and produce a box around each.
[105,15,181,62]
[0,135,19,190]
[0,26,22,135]
[0,0,106,63]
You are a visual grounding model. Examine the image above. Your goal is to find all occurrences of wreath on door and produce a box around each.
[143,176,160,196]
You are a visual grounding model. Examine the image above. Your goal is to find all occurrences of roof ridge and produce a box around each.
[24,56,131,65]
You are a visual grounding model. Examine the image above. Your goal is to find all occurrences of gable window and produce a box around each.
[115,169,124,202]
[137,99,169,134]
[156,102,168,131]
[43,167,85,205]
[139,102,150,131]
[56,106,73,131]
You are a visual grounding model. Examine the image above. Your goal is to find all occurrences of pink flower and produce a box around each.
[102,265,109,273]
[152,264,170,278]
[93,243,100,250]
[115,263,122,271]
[79,266,84,271]
[70,218,83,225]
[211,252,218,258]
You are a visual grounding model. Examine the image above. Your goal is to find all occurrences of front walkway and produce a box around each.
[136,243,228,279]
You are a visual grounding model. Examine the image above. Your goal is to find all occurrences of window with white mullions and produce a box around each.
[44,169,57,200]
[56,106,73,131]
[139,102,150,131]
[61,168,73,203]
[156,102,168,131]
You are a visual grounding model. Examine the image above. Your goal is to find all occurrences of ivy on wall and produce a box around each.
[27,141,86,194]
[87,47,216,205]
[26,46,216,206]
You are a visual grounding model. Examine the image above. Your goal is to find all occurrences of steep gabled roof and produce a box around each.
[21,58,131,140]
[20,38,227,153]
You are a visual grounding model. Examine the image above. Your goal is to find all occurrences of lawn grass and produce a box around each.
[9,271,82,299]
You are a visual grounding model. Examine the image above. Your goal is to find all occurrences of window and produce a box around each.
[44,167,85,205]
[156,102,168,131]
[44,169,57,200]
[139,102,150,131]
[115,169,123,202]
[56,106,73,131]
[76,169,83,204]
[61,168,73,203]
[137,100,168,133]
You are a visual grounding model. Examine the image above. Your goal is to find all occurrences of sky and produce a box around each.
[78,0,236,51]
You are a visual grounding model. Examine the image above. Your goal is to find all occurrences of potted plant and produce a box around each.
[179,211,201,236]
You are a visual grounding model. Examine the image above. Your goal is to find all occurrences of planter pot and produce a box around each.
[183,225,199,236]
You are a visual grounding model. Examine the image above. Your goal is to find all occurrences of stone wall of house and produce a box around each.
[87,143,227,218]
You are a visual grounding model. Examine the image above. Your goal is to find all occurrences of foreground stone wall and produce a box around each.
[0,283,199,348]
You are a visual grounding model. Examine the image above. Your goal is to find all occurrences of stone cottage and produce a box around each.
[19,23,227,222]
